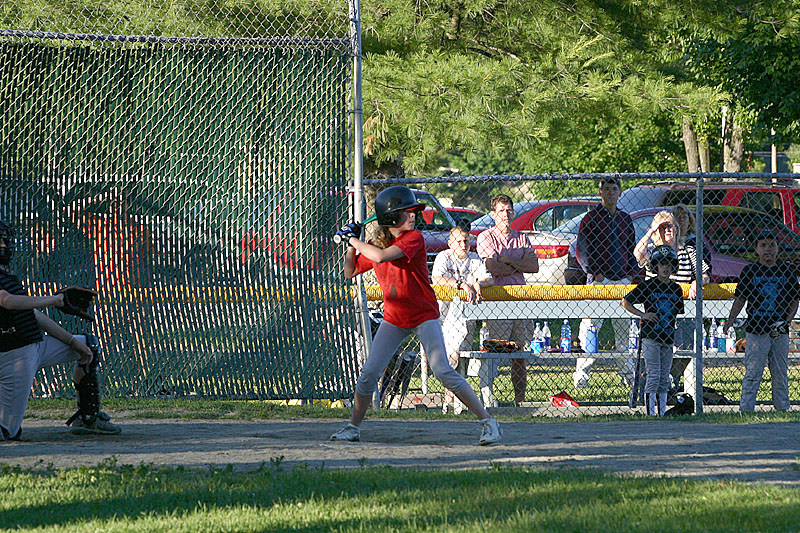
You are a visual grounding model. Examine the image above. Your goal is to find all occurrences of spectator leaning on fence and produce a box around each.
[476,194,539,404]
[431,225,493,414]
[724,229,800,412]
[622,245,685,416]
[574,176,639,389]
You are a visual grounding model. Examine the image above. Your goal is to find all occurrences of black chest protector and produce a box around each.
[0,270,42,351]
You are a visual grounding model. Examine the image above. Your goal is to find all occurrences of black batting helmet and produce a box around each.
[375,186,425,227]
[0,220,16,266]
[649,244,678,271]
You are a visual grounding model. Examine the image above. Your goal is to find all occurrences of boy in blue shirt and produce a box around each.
[725,229,800,412]
[621,245,684,416]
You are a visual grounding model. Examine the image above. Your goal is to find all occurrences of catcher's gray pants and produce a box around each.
[642,338,673,394]
[0,335,83,439]
[740,332,790,412]
[356,319,471,397]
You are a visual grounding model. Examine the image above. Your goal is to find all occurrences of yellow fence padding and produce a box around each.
[28,283,735,304]
[362,283,737,302]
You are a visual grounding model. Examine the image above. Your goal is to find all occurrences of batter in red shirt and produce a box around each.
[329,186,501,446]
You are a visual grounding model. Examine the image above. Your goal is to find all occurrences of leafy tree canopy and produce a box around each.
[361,0,739,175]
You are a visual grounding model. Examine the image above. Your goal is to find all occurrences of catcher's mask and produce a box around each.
[375,186,425,227]
[649,244,679,272]
[0,220,15,266]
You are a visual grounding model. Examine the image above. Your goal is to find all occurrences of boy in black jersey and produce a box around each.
[725,229,800,412]
[0,220,120,440]
[622,245,685,416]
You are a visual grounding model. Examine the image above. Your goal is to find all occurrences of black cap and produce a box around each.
[756,229,778,242]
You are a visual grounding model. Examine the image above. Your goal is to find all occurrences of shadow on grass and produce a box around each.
[1,463,799,531]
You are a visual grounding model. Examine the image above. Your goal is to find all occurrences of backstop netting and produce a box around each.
[360,173,800,416]
[1,1,361,400]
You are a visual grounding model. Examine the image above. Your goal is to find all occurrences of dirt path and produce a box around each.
[3,417,799,486]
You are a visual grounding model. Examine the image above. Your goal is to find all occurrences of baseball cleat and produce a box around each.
[478,417,502,445]
[69,417,121,435]
[330,423,360,442]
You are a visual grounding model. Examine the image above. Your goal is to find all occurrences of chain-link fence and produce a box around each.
[1,1,360,400]
[358,173,800,416]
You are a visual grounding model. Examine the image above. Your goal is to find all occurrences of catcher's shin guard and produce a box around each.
[66,334,109,427]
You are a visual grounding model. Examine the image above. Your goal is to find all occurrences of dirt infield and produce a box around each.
[3,415,800,486]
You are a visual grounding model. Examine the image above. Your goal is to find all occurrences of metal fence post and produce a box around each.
[348,0,376,408]
[695,176,705,414]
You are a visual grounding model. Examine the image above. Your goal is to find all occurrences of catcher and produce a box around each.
[0,219,120,440]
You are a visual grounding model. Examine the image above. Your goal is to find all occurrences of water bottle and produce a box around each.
[716,319,726,353]
[708,318,717,351]
[726,324,737,354]
[480,321,488,350]
[532,322,543,354]
[628,318,639,353]
[585,324,599,353]
[560,319,571,353]
[543,321,551,349]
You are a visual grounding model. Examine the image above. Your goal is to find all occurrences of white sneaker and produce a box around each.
[479,417,502,445]
[330,423,360,442]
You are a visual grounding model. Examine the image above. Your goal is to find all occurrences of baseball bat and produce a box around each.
[628,331,643,409]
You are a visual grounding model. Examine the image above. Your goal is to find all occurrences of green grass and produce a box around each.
[0,460,798,532]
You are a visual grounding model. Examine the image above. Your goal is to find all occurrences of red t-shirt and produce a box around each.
[355,230,439,328]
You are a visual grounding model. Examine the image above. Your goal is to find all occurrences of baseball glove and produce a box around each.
[769,320,789,339]
[482,339,520,353]
[333,222,363,245]
[56,286,98,322]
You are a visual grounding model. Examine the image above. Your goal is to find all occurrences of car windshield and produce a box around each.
[413,191,455,231]
[552,212,587,235]
[704,211,800,255]
[632,210,800,256]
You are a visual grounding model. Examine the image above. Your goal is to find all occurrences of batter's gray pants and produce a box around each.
[740,333,790,412]
[0,335,84,439]
[356,319,472,397]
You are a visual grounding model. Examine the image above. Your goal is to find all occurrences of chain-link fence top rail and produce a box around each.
[357,173,800,415]
[2,1,359,399]
[0,1,349,43]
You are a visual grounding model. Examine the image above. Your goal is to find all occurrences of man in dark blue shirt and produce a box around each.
[574,177,639,388]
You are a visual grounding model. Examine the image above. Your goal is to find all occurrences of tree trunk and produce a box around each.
[698,137,711,172]
[723,111,744,172]
[682,119,700,172]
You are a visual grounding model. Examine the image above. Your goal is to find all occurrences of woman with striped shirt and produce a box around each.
[634,208,711,351]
